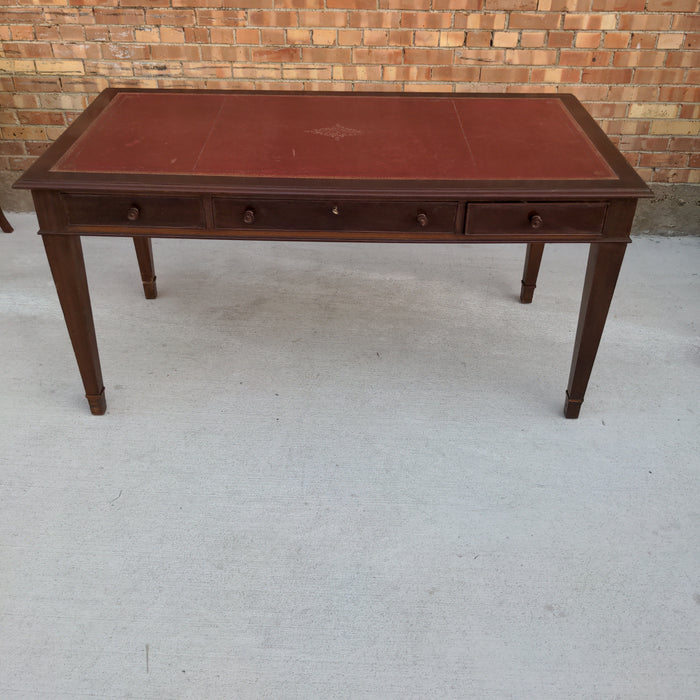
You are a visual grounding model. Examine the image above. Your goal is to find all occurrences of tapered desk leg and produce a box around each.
[0,205,13,233]
[565,242,627,419]
[520,242,544,303]
[43,234,106,415]
[133,237,157,299]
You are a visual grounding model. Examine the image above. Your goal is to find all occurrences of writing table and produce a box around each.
[14,89,651,417]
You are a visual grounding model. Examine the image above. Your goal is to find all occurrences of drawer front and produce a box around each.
[214,199,458,234]
[62,194,205,229]
[465,202,607,238]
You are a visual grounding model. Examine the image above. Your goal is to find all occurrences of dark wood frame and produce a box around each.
[14,88,651,417]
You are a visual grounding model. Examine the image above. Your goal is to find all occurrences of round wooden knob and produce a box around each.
[127,206,140,222]
[243,208,255,224]
[529,213,543,229]
[417,212,429,227]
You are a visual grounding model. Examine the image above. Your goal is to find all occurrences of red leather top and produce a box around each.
[54,92,616,181]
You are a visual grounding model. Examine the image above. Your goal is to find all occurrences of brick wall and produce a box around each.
[1,1,699,189]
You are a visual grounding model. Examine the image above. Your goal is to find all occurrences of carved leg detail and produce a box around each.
[565,242,627,419]
[43,234,106,415]
[133,237,157,299]
[520,242,544,303]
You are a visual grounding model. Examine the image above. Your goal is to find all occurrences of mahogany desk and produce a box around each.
[14,89,651,417]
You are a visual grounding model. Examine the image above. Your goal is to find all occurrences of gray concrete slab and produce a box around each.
[1,213,699,699]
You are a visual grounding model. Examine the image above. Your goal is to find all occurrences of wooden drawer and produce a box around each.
[62,193,205,229]
[465,202,607,238]
[214,199,458,234]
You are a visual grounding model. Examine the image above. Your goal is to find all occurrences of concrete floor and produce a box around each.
[1,212,699,699]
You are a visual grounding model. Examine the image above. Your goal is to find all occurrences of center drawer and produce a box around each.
[213,199,458,234]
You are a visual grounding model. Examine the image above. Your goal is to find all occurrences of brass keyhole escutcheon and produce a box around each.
[127,206,140,222]
[331,204,340,215]
[417,212,429,227]
[243,208,255,224]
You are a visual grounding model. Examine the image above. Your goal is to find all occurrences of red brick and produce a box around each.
[484,0,536,8]
[613,51,666,67]
[2,42,53,59]
[629,32,658,49]
[559,50,612,66]
[480,66,530,81]
[201,46,251,61]
[12,77,61,92]
[548,31,574,47]
[388,29,413,45]
[617,136,670,151]
[17,110,65,126]
[302,48,353,62]
[603,32,630,49]
[353,48,404,63]
[669,137,700,152]
[35,25,61,41]
[659,86,700,102]
[432,0,483,7]
[10,25,35,41]
[400,12,452,29]
[639,152,688,167]
[672,14,700,31]
[195,10,247,26]
[151,45,201,61]
[530,67,582,83]
[184,27,209,43]
[378,0,431,9]
[0,9,43,24]
[633,68,687,84]
[328,0,375,7]
[646,0,698,10]
[505,49,558,64]
[619,14,671,31]
[680,104,700,119]
[591,0,644,8]
[466,31,493,47]
[581,68,633,83]
[94,9,144,25]
[607,86,659,101]
[509,13,561,29]
[457,48,504,63]
[430,65,481,81]
[383,65,431,80]
[251,47,301,62]
[348,11,399,28]
[250,11,299,27]
[0,142,26,156]
[665,52,700,68]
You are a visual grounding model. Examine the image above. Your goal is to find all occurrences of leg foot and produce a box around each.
[87,387,107,415]
[520,243,544,303]
[133,237,157,299]
[565,242,627,418]
[564,391,582,419]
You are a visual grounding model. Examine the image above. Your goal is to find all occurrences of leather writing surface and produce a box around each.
[54,92,616,181]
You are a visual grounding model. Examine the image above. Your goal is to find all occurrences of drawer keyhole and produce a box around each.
[417,212,429,227]
[243,208,255,225]
[127,206,140,222]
